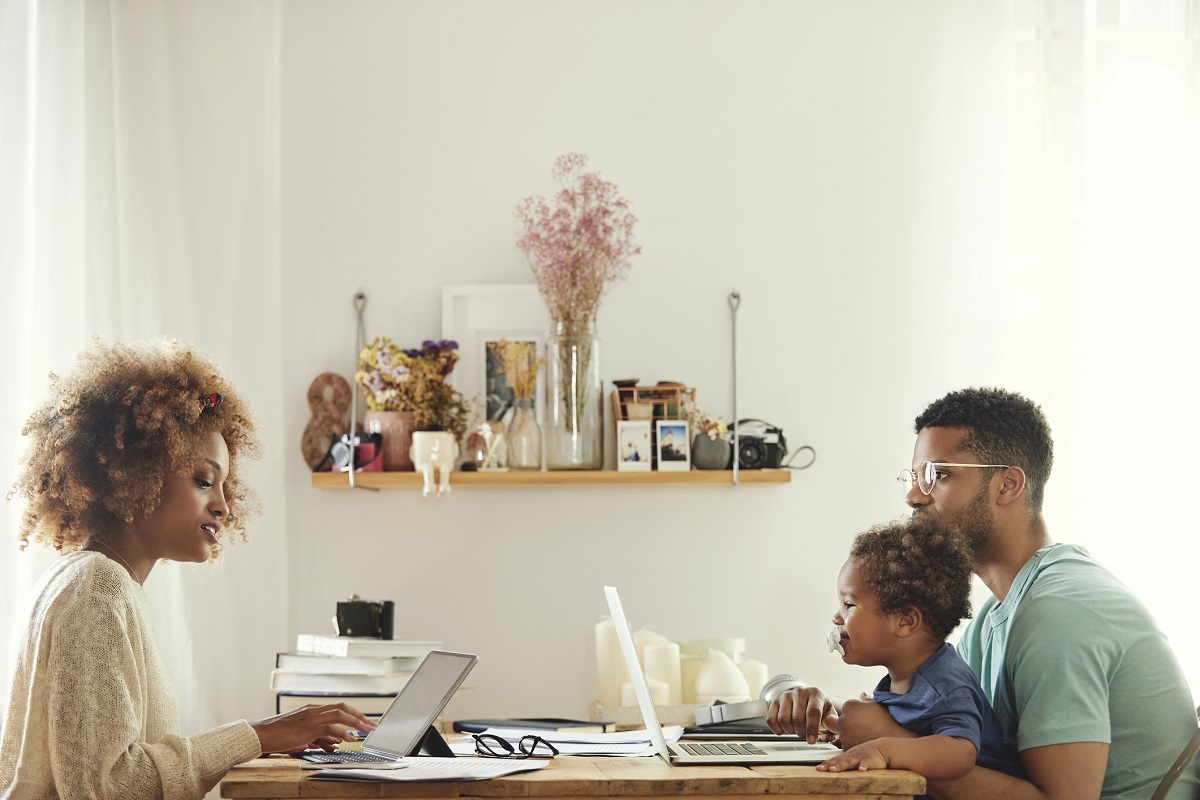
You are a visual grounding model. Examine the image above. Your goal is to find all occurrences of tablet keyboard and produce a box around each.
[298,750,397,764]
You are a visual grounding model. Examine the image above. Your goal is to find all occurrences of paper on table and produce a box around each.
[447,726,683,757]
[309,757,548,781]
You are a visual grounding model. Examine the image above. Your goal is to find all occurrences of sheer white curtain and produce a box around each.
[0,0,287,770]
[1011,0,1200,694]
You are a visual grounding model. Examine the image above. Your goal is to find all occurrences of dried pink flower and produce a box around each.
[515,153,640,323]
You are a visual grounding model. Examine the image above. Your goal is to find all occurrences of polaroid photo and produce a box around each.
[617,421,652,472]
[656,420,690,472]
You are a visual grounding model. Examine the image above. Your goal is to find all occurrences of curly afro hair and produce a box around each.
[8,338,261,555]
[914,387,1054,513]
[850,516,974,641]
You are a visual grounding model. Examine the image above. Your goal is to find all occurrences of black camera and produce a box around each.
[336,595,395,639]
[727,419,787,469]
[314,431,383,473]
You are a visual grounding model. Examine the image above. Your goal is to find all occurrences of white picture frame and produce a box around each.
[617,421,652,472]
[656,420,691,471]
[441,285,551,424]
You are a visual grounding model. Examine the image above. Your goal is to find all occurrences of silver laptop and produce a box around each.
[604,586,840,765]
[296,649,477,769]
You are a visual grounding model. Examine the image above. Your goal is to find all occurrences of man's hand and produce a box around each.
[766,686,841,744]
[251,703,378,754]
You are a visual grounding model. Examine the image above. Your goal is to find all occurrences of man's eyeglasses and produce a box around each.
[897,461,1010,498]
[473,733,560,759]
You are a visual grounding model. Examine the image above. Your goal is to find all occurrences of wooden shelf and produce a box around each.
[311,469,791,489]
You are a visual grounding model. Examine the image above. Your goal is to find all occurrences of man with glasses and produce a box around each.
[767,387,1198,800]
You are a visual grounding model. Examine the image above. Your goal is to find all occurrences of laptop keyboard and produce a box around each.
[680,742,768,757]
[298,750,396,763]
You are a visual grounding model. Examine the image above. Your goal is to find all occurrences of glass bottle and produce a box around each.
[544,320,602,469]
[507,398,542,470]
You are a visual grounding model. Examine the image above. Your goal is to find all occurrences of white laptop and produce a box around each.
[604,586,840,765]
[296,649,477,769]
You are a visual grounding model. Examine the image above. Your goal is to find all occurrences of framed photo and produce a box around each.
[617,421,652,472]
[656,420,691,471]
[441,285,550,423]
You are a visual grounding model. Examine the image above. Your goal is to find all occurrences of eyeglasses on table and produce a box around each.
[472,733,560,759]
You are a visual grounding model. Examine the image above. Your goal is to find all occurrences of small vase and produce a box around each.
[545,320,602,470]
[363,410,415,471]
[507,398,541,470]
[692,434,731,470]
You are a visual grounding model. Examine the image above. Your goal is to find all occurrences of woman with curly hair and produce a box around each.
[1,339,375,799]
[807,516,1023,786]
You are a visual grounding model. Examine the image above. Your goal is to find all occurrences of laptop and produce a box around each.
[604,586,840,765]
[295,649,477,768]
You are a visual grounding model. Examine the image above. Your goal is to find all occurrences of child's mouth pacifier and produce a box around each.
[827,628,845,656]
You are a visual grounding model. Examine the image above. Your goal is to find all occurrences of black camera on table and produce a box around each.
[336,595,395,639]
[727,419,788,469]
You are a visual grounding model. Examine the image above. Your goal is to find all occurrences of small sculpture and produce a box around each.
[410,432,460,497]
[478,420,508,472]
[301,373,351,469]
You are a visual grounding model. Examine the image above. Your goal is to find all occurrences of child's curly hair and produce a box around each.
[850,516,974,641]
[8,338,261,555]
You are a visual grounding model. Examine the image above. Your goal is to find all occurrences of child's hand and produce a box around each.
[816,741,889,772]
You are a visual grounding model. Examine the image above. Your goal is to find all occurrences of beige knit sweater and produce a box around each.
[0,552,263,799]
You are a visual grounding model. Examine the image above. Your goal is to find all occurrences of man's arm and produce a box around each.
[819,735,977,781]
[836,699,1110,800]
[766,687,845,744]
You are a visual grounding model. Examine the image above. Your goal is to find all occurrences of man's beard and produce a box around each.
[957,479,995,554]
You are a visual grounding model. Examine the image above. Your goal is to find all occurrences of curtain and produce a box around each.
[0,2,286,788]
[1012,0,1200,694]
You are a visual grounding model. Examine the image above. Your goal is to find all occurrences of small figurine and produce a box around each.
[478,420,508,472]
[410,432,459,497]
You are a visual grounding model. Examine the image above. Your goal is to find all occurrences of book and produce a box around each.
[270,669,414,694]
[275,651,422,674]
[451,717,613,734]
[276,692,397,715]
[295,634,442,658]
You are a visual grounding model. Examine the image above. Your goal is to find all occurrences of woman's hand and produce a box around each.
[250,703,378,754]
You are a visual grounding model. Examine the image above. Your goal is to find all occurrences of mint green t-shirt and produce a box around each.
[957,544,1199,799]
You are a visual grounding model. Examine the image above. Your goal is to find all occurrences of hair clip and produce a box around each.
[198,393,223,411]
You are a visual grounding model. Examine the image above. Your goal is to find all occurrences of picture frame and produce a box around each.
[441,285,551,424]
[656,420,691,471]
[617,421,652,472]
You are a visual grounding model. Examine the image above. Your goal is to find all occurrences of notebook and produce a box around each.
[603,586,840,765]
[295,649,477,769]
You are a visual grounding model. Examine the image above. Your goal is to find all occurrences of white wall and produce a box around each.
[277,1,1031,720]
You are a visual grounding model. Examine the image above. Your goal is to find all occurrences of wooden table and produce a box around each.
[219,755,926,800]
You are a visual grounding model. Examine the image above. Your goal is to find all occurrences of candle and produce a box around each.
[594,616,627,708]
[622,675,669,706]
[643,640,682,704]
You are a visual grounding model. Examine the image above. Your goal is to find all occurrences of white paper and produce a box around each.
[309,757,548,782]
[448,726,683,757]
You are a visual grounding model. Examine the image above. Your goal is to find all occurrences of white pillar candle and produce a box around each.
[594,616,627,708]
[643,640,682,705]
[633,627,668,664]
[737,657,769,700]
[622,675,669,707]
[680,654,703,705]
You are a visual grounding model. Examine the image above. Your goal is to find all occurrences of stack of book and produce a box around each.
[271,634,442,716]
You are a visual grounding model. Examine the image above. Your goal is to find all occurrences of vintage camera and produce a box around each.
[727,419,787,470]
[336,595,395,639]
[316,431,383,473]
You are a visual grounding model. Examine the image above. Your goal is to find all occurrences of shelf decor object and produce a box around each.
[515,153,640,470]
[611,383,695,470]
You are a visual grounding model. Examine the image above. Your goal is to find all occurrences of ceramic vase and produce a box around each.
[507,398,541,470]
[544,320,602,469]
[363,410,415,471]
[691,434,731,470]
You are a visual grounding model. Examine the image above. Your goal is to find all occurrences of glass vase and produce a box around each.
[507,398,542,470]
[545,320,602,470]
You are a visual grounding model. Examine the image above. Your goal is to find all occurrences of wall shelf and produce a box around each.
[311,469,791,489]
